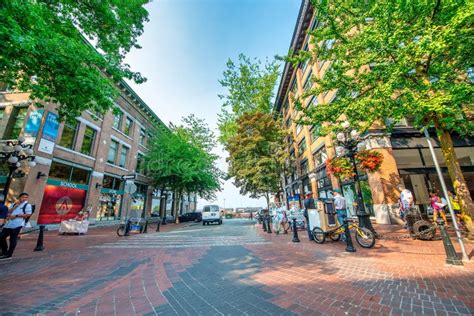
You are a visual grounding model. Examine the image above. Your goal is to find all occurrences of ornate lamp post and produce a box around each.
[334,121,377,236]
[0,137,36,199]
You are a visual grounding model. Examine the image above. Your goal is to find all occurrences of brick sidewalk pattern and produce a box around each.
[0,220,472,315]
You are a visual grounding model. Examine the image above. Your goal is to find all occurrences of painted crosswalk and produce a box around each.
[91,220,271,249]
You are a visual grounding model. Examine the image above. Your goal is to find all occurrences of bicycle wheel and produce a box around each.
[116,225,126,237]
[312,227,326,244]
[355,227,375,248]
[329,232,341,241]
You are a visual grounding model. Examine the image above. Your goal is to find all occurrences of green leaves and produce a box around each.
[226,112,290,199]
[147,117,222,201]
[0,1,149,121]
[217,54,280,145]
[290,0,473,136]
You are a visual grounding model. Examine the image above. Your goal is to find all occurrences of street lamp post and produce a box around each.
[0,137,36,199]
[335,121,377,236]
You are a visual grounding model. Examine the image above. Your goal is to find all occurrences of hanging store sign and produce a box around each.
[38,112,60,155]
[24,109,44,137]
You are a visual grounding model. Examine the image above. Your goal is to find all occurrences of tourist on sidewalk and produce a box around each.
[430,191,448,226]
[448,191,463,229]
[399,186,415,231]
[0,193,32,261]
[303,192,315,241]
[332,189,347,241]
[0,194,8,229]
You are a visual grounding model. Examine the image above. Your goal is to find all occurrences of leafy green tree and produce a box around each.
[147,117,221,214]
[218,54,280,145]
[0,1,149,120]
[226,112,290,207]
[289,0,474,232]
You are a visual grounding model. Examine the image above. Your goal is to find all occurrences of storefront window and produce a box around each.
[49,162,72,181]
[98,193,121,220]
[59,120,78,149]
[131,183,148,217]
[70,168,90,185]
[49,161,90,185]
[80,126,96,156]
[103,175,122,190]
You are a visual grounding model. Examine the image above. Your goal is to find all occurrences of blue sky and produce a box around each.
[125,0,301,208]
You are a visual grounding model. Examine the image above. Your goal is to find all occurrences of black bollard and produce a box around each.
[344,218,356,252]
[34,225,45,252]
[162,215,167,225]
[124,219,131,236]
[438,219,463,265]
[292,218,300,242]
[266,215,272,234]
[156,220,160,232]
[143,220,148,234]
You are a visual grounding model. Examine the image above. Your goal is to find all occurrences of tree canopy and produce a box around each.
[226,112,289,206]
[288,0,474,233]
[147,116,222,201]
[0,1,149,120]
[217,54,280,145]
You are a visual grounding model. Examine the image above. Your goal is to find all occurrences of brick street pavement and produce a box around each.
[0,219,473,315]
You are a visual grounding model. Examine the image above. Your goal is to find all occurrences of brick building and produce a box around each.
[274,0,474,224]
[0,79,196,225]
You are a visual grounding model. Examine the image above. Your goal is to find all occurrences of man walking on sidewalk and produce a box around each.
[333,189,347,241]
[303,192,315,241]
[0,193,32,261]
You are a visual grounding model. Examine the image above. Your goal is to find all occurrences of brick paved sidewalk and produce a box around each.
[251,222,474,315]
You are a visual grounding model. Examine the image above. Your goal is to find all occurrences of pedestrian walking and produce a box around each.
[399,186,415,231]
[0,194,8,229]
[448,191,463,229]
[303,192,315,241]
[0,193,32,261]
[429,191,448,226]
[333,188,347,241]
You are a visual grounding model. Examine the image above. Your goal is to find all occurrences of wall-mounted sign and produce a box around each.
[24,109,44,137]
[42,112,60,142]
[38,138,55,155]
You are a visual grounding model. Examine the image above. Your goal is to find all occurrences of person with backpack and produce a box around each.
[303,192,315,241]
[0,192,32,261]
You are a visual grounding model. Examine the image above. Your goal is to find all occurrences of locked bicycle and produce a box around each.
[312,221,376,248]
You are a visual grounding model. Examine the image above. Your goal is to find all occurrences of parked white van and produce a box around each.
[202,205,222,225]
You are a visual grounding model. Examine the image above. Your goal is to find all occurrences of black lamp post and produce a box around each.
[0,137,36,199]
[334,121,377,236]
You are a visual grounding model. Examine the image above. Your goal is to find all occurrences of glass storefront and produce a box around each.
[341,177,375,218]
[97,175,123,220]
[393,145,474,213]
[151,189,161,215]
[130,183,148,217]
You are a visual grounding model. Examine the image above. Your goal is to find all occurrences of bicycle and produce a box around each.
[312,221,376,248]
[116,218,146,237]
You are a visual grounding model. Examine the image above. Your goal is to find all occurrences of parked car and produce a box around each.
[178,212,202,223]
[202,205,222,225]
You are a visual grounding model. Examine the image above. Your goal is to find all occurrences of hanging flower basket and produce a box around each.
[356,150,384,173]
[326,157,355,181]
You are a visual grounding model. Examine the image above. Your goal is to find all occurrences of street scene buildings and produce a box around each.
[0,80,196,225]
[274,0,474,225]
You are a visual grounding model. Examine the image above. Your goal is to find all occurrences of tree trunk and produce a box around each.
[436,128,474,238]
[265,192,270,210]
[174,190,181,224]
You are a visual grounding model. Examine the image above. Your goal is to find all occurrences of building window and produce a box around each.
[139,128,146,145]
[113,111,122,130]
[136,153,145,173]
[80,126,96,156]
[59,120,78,149]
[296,124,303,135]
[290,78,297,93]
[107,140,119,164]
[311,125,321,143]
[0,108,5,121]
[124,117,133,136]
[314,146,328,167]
[308,95,318,107]
[103,175,122,190]
[119,146,129,168]
[310,18,319,31]
[303,70,313,90]
[49,161,90,185]
[300,160,309,175]
[298,138,307,156]
[286,117,292,129]
[3,107,28,140]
